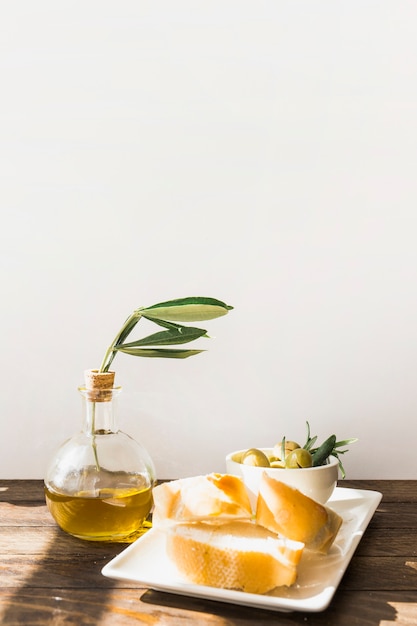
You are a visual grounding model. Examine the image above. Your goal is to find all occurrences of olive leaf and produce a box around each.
[98,296,232,372]
[140,296,233,322]
[311,435,336,467]
[140,318,191,330]
[301,422,358,478]
[117,325,208,348]
[115,347,205,359]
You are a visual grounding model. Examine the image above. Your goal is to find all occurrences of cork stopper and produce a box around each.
[84,369,115,401]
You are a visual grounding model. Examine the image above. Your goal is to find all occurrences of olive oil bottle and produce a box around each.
[44,370,156,541]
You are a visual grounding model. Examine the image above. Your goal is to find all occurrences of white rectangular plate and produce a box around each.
[102,487,382,613]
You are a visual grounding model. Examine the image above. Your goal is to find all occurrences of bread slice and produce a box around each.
[165,520,304,594]
[152,473,252,526]
[256,473,343,554]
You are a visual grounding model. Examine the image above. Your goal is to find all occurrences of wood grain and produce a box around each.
[1,480,417,625]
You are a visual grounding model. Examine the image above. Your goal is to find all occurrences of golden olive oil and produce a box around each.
[45,482,153,541]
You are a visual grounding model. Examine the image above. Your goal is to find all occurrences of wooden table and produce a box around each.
[1,479,417,625]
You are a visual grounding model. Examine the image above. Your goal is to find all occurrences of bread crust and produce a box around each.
[152,473,252,526]
[256,473,342,553]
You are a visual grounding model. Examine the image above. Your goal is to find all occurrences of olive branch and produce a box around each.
[98,296,233,373]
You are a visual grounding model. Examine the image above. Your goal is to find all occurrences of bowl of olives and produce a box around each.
[225,425,357,506]
[226,448,339,506]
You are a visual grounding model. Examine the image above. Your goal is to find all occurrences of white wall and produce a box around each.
[1,1,417,480]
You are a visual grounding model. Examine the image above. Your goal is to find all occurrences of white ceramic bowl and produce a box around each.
[225,448,339,507]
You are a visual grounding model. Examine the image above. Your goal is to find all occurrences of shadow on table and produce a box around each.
[1,496,125,625]
[141,586,400,625]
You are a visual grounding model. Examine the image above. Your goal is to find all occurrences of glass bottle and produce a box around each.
[44,370,156,542]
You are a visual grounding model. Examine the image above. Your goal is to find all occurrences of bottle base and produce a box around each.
[66,520,152,543]
[44,483,153,542]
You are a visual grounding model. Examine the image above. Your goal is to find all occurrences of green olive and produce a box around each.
[285,448,313,469]
[241,448,270,467]
[268,455,281,464]
[273,440,301,460]
[270,460,285,468]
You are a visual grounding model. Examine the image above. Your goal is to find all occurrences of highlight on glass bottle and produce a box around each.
[44,370,156,542]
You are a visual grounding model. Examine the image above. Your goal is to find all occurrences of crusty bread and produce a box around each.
[256,473,343,554]
[165,520,304,594]
[152,473,252,526]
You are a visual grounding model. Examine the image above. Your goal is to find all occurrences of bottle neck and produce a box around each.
[79,387,121,435]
